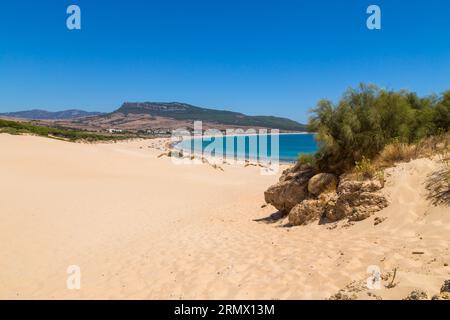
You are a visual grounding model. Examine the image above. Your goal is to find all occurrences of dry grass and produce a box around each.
[375,142,417,168]
[356,133,450,188]
[425,167,450,206]
[353,156,385,185]
[355,156,376,179]
[419,133,450,206]
[415,132,450,159]
[375,133,450,169]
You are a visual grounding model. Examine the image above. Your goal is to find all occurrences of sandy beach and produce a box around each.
[0,134,449,300]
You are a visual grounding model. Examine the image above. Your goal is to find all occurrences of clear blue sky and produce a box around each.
[0,0,449,123]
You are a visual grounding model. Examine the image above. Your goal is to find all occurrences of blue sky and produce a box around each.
[0,0,449,123]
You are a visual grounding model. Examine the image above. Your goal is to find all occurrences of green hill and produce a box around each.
[115,102,307,131]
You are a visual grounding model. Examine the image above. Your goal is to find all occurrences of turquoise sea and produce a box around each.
[175,133,319,163]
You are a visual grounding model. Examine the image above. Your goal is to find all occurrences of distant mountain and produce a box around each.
[115,102,308,131]
[0,103,308,132]
[0,109,103,120]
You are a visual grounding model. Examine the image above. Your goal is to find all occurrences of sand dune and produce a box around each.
[0,134,448,299]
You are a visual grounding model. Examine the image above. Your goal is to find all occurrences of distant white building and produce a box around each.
[108,128,123,133]
[146,129,170,135]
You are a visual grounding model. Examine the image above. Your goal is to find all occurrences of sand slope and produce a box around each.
[0,134,448,299]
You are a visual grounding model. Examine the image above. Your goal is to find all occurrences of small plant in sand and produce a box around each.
[355,156,376,179]
[354,156,385,185]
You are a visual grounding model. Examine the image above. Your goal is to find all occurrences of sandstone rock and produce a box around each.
[330,179,388,222]
[264,180,309,213]
[404,290,429,300]
[328,292,358,300]
[337,179,384,194]
[278,163,315,182]
[328,201,351,221]
[266,165,388,224]
[289,192,339,226]
[440,280,450,293]
[288,199,323,226]
[279,172,298,183]
[321,192,339,221]
[264,166,315,213]
[432,293,450,300]
[346,193,389,222]
[432,279,450,299]
[307,173,338,196]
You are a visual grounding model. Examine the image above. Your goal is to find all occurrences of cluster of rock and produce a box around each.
[404,280,450,300]
[433,280,450,300]
[329,276,450,300]
[328,278,370,300]
[264,163,389,226]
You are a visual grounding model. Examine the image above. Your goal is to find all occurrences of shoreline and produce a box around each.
[170,131,316,165]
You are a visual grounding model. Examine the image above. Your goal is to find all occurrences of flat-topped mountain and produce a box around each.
[115,102,307,131]
[0,109,103,120]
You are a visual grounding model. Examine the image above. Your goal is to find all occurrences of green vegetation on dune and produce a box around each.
[0,119,129,142]
[307,84,450,173]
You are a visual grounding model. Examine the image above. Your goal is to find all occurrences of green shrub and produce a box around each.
[297,153,315,166]
[308,84,450,173]
[355,156,376,179]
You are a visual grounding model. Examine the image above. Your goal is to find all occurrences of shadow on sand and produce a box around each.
[253,211,292,227]
[425,168,450,206]
[254,210,338,228]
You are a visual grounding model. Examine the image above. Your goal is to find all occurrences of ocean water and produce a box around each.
[175,133,319,163]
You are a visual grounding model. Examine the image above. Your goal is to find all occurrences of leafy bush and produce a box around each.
[297,153,315,166]
[308,84,450,173]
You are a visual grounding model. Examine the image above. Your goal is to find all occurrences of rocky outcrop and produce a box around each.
[432,280,450,300]
[328,278,369,300]
[328,292,358,300]
[432,292,450,300]
[264,163,389,225]
[288,192,339,226]
[264,165,315,213]
[322,192,339,220]
[404,290,429,300]
[289,199,323,226]
[338,178,384,194]
[330,179,388,222]
[403,280,450,300]
[304,178,388,223]
[307,173,337,196]
[441,280,450,293]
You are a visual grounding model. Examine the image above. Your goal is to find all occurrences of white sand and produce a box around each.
[0,134,448,299]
